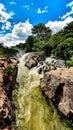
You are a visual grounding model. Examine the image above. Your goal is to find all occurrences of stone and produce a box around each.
[0,90,12,129]
[25,59,37,69]
[0,57,18,129]
[40,67,73,122]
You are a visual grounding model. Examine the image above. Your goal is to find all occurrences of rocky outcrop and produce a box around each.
[0,58,18,130]
[40,67,73,122]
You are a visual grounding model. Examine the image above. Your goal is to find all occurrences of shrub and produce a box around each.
[5,66,14,74]
[66,57,73,67]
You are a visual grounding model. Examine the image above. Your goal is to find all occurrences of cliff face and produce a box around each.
[0,58,18,130]
[40,67,73,122]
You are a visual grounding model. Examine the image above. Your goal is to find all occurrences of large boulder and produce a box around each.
[40,67,73,122]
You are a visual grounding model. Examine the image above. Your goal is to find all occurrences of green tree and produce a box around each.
[32,23,52,40]
[52,38,73,60]
[49,30,64,49]
[23,35,35,52]
[64,21,73,34]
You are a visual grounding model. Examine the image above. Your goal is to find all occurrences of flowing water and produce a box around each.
[13,54,73,130]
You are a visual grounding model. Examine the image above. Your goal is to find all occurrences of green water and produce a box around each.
[13,55,73,130]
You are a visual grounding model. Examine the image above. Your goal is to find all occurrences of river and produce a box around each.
[13,54,73,130]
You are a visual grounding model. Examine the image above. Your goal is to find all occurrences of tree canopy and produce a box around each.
[32,23,52,40]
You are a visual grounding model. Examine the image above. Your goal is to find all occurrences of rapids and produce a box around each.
[13,54,73,130]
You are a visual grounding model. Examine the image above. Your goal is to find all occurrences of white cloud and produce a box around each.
[1,21,11,30]
[37,6,48,14]
[0,3,14,31]
[61,1,73,19]
[66,1,73,7]
[46,16,73,34]
[10,1,16,5]
[44,6,48,10]
[61,7,73,19]
[24,5,30,10]
[0,20,33,47]
[0,3,14,23]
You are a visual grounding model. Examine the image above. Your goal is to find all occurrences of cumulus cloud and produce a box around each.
[46,16,73,34]
[0,3,14,31]
[37,6,48,14]
[0,20,33,47]
[61,1,73,19]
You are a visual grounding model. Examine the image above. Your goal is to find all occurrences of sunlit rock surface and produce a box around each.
[0,58,18,129]
[40,67,73,122]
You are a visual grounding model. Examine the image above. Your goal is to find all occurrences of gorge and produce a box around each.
[12,53,73,130]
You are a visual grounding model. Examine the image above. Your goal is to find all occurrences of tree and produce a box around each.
[52,38,73,60]
[23,35,35,52]
[49,30,64,49]
[32,23,52,40]
[64,21,73,34]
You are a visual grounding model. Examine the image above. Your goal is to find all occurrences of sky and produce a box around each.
[0,0,73,47]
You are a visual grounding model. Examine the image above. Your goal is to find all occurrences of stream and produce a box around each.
[13,54,73,130]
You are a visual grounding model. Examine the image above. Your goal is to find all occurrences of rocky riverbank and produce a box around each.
[21,53,73,123]
[0,57,18,130]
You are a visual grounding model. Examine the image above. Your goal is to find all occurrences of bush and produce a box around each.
[5,66,14,74]
[66,57,73,67]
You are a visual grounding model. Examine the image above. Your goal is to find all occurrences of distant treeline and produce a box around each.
[0,44,18,57]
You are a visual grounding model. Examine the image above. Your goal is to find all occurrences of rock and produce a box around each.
[40,67,73,121]
[24,53,38,69]
[0,63,4,67]
[0,90,12,129]
[0,92,13,128]
[0,57,18,129]
[37,63,49,74]
[25,59,37,69]
[45,57,65,68]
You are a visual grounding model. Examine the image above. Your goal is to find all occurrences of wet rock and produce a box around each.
[37,63,49,74]
[40,67,73,121]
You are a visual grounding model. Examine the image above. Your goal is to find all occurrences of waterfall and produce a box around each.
[13,53,72,130]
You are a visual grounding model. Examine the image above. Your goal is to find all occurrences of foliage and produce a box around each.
[23,35,35,52]
[52,38,73,60]
[22,21,73,65]
[23,24,52,55]
[5,66,14,74]
[32,23,52,40]
[0,46,18,57]
[66,57,73,67]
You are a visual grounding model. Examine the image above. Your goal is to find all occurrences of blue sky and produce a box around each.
[0,0,73,46]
